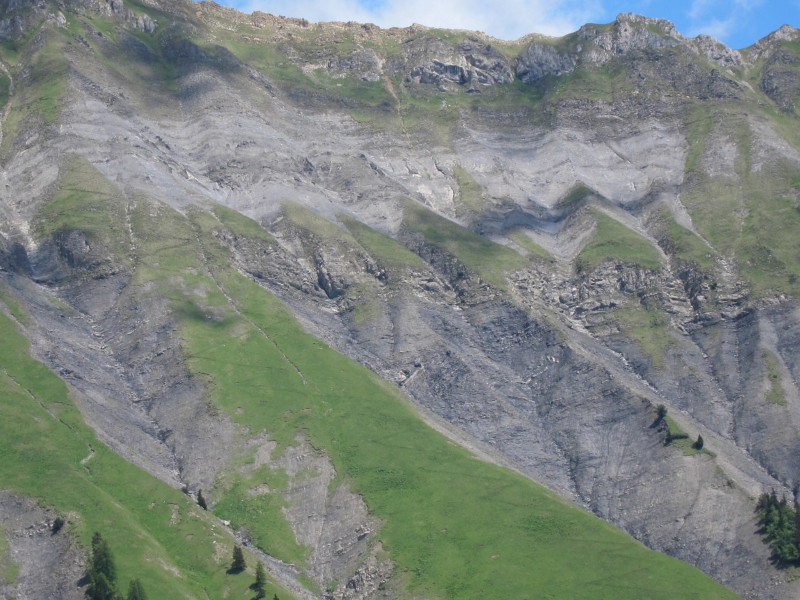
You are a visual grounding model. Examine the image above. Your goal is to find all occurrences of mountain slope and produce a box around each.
[0,1,799,599]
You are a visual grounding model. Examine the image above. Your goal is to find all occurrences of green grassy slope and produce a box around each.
[137,202,737,600]
[13,142,740,595]
[577,209,663,272]
[657,209,717,270]
[22,160,741,597]
[0,22,67,157]
[341,215,428,272]
[403,200,529,289]
[681,105,800,299]
[0,304,296,600]
[5,5,788,597]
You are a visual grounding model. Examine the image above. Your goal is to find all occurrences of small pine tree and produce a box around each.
[127,579,148,600]
[253,562,267,599]
[794,499,800,552]
[88,573,116,600]
[91,532,117,583]
[693,434,704,450]
[87,532,118,600]
[197,489,207,511]
[52,517,65,534]
[656,404,667,420]
[230,545,246,573]
[756,491,771,514]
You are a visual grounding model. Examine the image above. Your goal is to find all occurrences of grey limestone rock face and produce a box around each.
[515,43,576,83]
[0,236,29,275]
[573,13,683,66]
[2,2,800,599]
[328,48,383,81]
[761,47,800,111]
[410,59,471,85]
[135,12,155,33]
[747,25,800,62]
[0,491,86,600]
[693,34,743,66]
[403,37,514,88]
[269,438,385,590]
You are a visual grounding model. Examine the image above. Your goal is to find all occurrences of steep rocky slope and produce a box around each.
[0,1,799,599]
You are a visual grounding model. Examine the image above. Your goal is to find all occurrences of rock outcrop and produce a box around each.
[1,1,800,599]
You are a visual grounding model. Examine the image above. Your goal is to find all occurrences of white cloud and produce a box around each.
[225,0,598,40]
[732,0,765,10]
[686,16,735,40]
[684,0,760,45]
[687,0,716,20]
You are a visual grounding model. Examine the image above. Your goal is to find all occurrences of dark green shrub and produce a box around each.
[52,517,65,534]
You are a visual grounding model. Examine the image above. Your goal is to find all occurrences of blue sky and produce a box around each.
[208,0,799,49]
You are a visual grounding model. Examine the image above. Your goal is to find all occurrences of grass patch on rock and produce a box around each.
[403,200,528,289]
[659,211,716,270]
[0,72,10,111]
[685,160,800,299]
[453,165,485,213]
[0,282,30,325]
[212,467,309,566]
[508,229,551,260]
[616,304,675,370]
[283,202,354,245]
[32,157,133,276]
[34,158,125,241]
[0,524,19,583]
[212,204,276,244]
[576,209,662,272]
[682,104,800,299]
[763,349,788,405]
[737,186,800,298]
[0,30,68,156]
[341,216,427,273]
[663,416,709,456]
[555,184,594,211]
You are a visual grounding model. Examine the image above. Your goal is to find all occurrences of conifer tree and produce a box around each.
[794,499,800,551]
[127,579,148,600]
[91,532,117,582]
[88,573,116,600]
[230,545,246,573]
[87,532,119,600]
[756,491,800,565]
[253,562,267,599]
[52,517,65,534]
